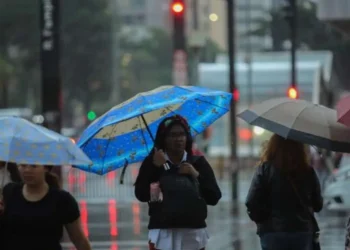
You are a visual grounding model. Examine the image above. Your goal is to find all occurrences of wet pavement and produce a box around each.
[61,165,349,250]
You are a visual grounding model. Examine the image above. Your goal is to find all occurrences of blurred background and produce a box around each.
[1,0,350,249]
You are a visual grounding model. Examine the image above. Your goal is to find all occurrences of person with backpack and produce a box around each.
[134,115,222,250]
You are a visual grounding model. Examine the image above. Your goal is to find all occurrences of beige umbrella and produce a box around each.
[237,97,350,153]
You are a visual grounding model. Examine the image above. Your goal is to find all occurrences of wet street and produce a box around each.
[61,165,349,250]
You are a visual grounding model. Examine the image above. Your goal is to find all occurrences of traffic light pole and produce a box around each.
[171,0,188,86]
[290,0,297,88]
[40,0,62,182]
[227,0,238,201]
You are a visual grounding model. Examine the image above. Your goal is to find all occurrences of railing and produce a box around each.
[62,156,258,203]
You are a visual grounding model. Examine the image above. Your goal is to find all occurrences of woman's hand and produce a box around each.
[178,163,199,178]
[153,148,167,167]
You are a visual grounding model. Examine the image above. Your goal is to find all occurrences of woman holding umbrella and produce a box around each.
[0,164,91,250]
[134,115,222,250]
[246,134,323,250]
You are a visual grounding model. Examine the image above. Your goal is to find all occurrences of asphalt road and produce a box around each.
[60,165,349,250]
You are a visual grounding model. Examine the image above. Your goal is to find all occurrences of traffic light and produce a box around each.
[287,86,298,99]
[233,88,240,102]
[87,110,96,121]
[172,1,184,14]
[171,0,186,51]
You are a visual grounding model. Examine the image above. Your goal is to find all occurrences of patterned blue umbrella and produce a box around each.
[76,85,232,175]
[0,117,92,166]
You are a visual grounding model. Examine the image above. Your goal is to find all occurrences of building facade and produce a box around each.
[317,0,350,34]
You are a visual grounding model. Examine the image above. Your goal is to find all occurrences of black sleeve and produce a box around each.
[195,156,222,206]
[245,166,266,212]
[134,156,159,202]
[59,190,80,224]
[310,168,323,212]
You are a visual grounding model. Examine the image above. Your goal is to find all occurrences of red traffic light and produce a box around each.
[233,88,240,102]
[172,2,184,14]
[287,86,298,99]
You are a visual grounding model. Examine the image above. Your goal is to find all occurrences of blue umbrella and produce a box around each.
[76,85,232,175]
[0,116,92,166]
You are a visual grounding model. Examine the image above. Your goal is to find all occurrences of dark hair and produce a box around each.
[260,134,309,173]
[151,115,193,158]
[7,162,22,183]
[44,166,61,189]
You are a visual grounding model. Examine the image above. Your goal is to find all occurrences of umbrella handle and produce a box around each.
[119,159,129,185]
[163,163,170,170]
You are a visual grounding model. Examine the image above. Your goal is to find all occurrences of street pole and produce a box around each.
[109,0,121,106]
[245,0,253,156]
[227,0,238,201]
[191,0,200,86]
[39,0,62,181]
[290,0,297,88]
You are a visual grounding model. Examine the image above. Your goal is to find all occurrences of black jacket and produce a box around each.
[134,155,222,229]
[245,162,323,234]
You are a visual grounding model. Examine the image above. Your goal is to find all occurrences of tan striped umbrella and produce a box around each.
[237,97,350,153]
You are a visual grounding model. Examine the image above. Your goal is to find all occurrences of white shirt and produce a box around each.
[148,151,209,250]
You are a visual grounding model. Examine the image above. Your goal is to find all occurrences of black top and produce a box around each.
[134,155,222,229]
[0,183,80,250]
[245,163,323,234]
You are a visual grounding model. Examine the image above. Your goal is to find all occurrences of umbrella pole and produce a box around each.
[141,114,155,141]
[140,114,170,170]
[120,115,158,185]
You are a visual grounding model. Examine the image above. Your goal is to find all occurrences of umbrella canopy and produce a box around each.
[237,97,350,153]
[336,94,350,127]
[0,116,92,165]
[76,85,232,175]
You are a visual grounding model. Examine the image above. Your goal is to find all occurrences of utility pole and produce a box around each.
[109,0,121,106]
[227,0,238,201]
[245,0,253,156]
[39,0,62,181]
[190,0,200,86]
[171,0,188,86]
[291,0,297,89]
[283,0,297,89]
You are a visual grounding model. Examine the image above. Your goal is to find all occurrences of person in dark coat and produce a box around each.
[246,134,323,250]
[134,115,221,250]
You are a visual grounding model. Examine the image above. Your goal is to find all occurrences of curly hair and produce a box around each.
[260,134,309,173]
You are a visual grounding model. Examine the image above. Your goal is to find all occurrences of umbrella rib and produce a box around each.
[164,106,201,135]
[319,107,331,140]
[284,106,309,139]
[101,123,118,174]
[138,116,151,154]
[192,97,230,111]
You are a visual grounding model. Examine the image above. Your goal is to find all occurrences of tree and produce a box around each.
[117,28,172,100]
[0,58,14,108]
[0,0,115,125]
[249,1,350,89]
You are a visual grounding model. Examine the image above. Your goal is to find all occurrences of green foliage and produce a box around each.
[249,1,350,87]
[0,0,114,114]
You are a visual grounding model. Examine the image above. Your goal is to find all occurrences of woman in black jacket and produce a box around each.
[246,134,323,250]
[134,115,222,250]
